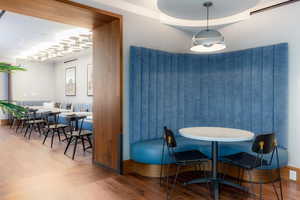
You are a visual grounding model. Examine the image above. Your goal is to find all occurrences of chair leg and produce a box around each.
[87,135,92,147]
[272,183,280,200]
[51,130,55,148]
[279,178,284,200]
[165,163,172,199]
[43,130,49,144]
[21,121,26,133]
[28,125,34,140]
[16,120,21,132]
[168,165,181,200]
[272,179,284,200]
[64,136,73,155]
[62,128,68,141]
[37,123,42,136]
[10,119,15,129]
[58,130,61,142]
[81,136,86,151]
[72,137,78,160]
[24,124,30,137]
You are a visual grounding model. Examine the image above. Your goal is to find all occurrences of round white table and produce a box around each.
[179,127,254,200]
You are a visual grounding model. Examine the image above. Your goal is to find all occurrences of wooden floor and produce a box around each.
[0,126,299,200]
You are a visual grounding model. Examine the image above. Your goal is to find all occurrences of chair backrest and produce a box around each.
[54,102,61,109]
[163,126,177,148]
[252,133,276,154]
[24,109,38,119]
[66,103,73,111]
[67,115,86,134]
[46,111,61,124]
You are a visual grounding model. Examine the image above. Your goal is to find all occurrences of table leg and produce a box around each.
[212,141,219,200]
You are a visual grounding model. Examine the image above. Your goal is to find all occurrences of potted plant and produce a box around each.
[0,62,27,117]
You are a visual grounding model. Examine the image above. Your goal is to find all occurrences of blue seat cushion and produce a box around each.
[130,137,288,169]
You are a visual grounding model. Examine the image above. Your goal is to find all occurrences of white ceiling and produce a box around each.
[0,0,292,63]
[92,0,291,28]
[0,11,80,62]
[157,0,260,20]
[121,0,290,12]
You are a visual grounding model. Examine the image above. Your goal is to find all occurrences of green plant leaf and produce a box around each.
[0,100,28,118]
[0,63,26,72]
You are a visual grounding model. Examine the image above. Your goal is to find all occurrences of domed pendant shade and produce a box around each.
[191,2,226,53]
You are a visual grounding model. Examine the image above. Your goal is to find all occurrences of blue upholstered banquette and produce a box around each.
[58,116,93,131]
[131,136,288,169]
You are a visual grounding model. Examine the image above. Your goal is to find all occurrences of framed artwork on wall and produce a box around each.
[65,66,76,96]
[87,64,93,96]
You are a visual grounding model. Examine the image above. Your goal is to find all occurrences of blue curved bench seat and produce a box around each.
[58,116,93,131]
[131,136,288,170]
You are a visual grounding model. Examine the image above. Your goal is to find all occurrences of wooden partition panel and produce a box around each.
[93,20,123,171]
[0,0,119,29]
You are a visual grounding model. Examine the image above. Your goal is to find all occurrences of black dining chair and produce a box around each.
[222,133,283,200]
[160,127,209,200]
[64,115,93,160]
[42,111,68,148]
[23,110,47,139]
[10,110,28,133]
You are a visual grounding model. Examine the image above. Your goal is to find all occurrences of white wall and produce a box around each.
[53,52,93,104]
[12,60,55,101]
[0,73,9,119]
[218,3,300,168]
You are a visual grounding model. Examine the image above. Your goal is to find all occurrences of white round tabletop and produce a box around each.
[179,127,254,142]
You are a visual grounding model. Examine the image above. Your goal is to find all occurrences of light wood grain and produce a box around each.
[0,0,121,29]
[93,20,123,171]
[124,159,284,183]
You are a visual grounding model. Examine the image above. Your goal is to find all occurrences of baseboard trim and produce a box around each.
[281,166,300,184]
[124,160,292,183]
[0,119,9,126]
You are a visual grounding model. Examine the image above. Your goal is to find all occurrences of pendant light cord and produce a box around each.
[206,5,209,30]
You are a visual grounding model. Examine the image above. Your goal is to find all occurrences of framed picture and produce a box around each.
[65,66,76,96]
[87,64,93,96]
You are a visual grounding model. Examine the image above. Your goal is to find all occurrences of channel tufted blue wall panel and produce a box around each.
[129,43,288,147]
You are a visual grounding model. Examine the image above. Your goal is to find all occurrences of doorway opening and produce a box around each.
[0,0,123,173]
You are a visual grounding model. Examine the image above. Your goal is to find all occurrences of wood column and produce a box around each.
[93,20,123,172]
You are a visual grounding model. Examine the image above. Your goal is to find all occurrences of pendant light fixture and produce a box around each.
[191,2,226,53]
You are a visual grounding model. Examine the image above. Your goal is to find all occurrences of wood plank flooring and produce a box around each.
[0,126,299,200]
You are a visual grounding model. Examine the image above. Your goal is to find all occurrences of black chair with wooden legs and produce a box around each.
[222,133,284,200]
[24,110,47,139]
[12,109,36,134]
[64,115,93,160]
[160,127,209,200]
[10,111,26,132]
[42,112,68,148]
